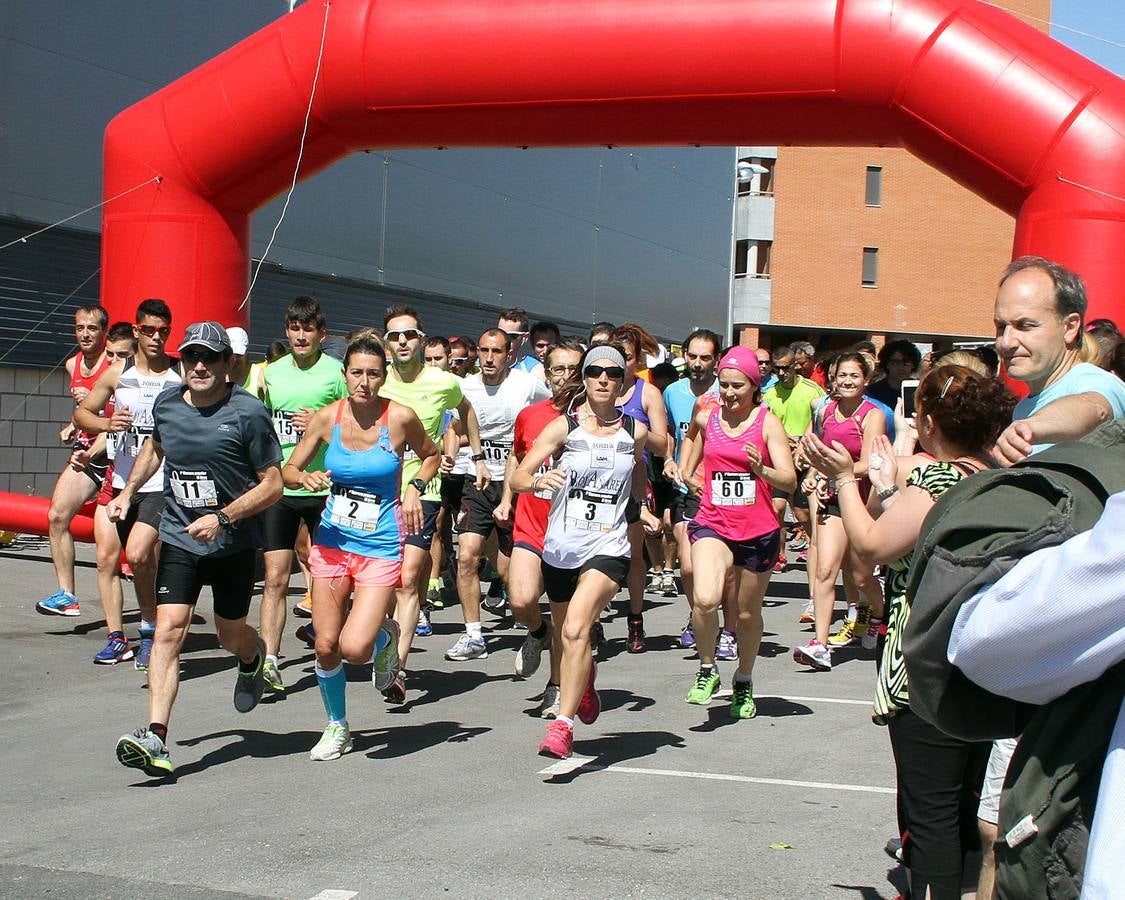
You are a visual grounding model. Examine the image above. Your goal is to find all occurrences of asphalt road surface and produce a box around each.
[1,538,911,899]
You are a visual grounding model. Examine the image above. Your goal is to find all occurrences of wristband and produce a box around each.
[877,485,900,501]
[834,478,858,491]
[471,452,486,462]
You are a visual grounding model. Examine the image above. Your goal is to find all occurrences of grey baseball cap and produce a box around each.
[178,321,231,353]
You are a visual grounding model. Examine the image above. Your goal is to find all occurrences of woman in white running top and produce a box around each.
[511,344,659,759]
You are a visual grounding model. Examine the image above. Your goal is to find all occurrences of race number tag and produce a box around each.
[272,409,300,444]
[122,424,153,458]
[403,447,419,463]
[170,470,219,508]
[590,441,615,470]
[564,487,616,532]
[481,439,511,467]
[329,485,382,532]
[711,472,756,506]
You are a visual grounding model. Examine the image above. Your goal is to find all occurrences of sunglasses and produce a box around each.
[774,364,792,373]
[423,355,446,363]
[505,331,527,340]
[384,329,425,342]
[449,356,470,364]
[138,324,172,338]
[584,364,625,380]
[181,348,223,365]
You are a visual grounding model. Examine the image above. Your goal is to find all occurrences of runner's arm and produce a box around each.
[678,408,709,496]
[641,382,669,456]
[851,406,886,479]
[105,436,163,521]
[456,397,490,489]
[759,413,797,493]
[993,391,1112,467]
[216,464,284,526]
[281,402,334,491]
[73,369,122,435]
[511,416,566,494]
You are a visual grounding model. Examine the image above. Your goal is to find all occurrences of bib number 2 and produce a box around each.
[329,486,382,532]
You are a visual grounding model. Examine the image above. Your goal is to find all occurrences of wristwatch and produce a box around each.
[471,452,486,462]
[409,477,427,494]
[216,509,232,529]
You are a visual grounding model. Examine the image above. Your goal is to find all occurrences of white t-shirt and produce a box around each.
[456,369,551,480]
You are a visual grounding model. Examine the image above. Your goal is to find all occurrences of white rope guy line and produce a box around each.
[0,178,162,253]
[977,0,1125,52]
[1056,173,1125,206]
[240,0,332,311]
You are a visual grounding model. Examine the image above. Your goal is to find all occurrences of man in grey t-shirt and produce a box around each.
[110,321,283,779]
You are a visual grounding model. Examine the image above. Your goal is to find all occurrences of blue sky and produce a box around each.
[1053,0,1125,74]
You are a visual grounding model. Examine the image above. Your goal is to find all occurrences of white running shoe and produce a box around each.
[310,722,353,761]
[445,633,488,660]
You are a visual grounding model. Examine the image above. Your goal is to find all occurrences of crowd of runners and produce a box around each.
[30,254,1125,898]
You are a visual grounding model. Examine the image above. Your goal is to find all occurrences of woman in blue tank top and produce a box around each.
[283,334,439,761]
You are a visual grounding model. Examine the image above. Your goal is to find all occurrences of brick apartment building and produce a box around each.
[732,0,1051,355]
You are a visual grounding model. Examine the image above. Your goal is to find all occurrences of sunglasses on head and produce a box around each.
[584,364,625,380]
[138,324,172,338]
[384,329,425,343]
[181,347,223,365]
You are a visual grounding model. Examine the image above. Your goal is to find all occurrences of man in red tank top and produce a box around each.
[35,305,112,617]
[499,339,584,717]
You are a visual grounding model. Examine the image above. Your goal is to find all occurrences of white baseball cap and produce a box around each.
[226,326,249,355]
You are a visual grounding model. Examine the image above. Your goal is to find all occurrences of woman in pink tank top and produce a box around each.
[678,346,795,718]
[795,351,886,672]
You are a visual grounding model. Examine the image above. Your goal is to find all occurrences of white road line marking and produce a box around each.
[539,760,894,795]
[307,891,359,900]
[765,694,873,706]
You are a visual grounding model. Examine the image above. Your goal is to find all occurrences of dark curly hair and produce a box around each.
[916,364,1016,450]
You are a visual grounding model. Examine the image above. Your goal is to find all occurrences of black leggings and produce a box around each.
[886,708,991,900]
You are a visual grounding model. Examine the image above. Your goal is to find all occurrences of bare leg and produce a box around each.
[627,522,646,615]
[147,602,193,727]
[260,548,293,659]
[125,521,160,623]
[394,543,429,665]
[977,820,998,900]
[812,514,848,645]
[689,537,732,667]
[456,532,486,625]
[508,547,544,632]
[557,570,617,720]
[733,568,771,679]
[45,466,97,594]
[94,505,124,633]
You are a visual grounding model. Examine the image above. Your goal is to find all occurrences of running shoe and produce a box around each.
[829,606,870,647]
[309,722,353,761]
[590,621,605,651]
[799,599,815,625]
[381,667,407,705]
[514,624,550,678]
[134,627,154,672]
[793,639,832,671]
[686,667,721,704]
[425,580,445,609]
[772,555,788,574]
[445,633,488,660]
[788,534,809,553]
[730,679,757,718]
[93,633,134,665]
[372,619,401,691]
[660,572,678,597]
[884,836,904,862]
[116,727,174,777]
[415,607,433,637]
[577,661,600,725]
[626,618,646,654]
[36,589,80,617]
[796,550,809,565]
[233,639,266,712]
[538,719,574,759]
[540,683,561,719]
[862,616,884,651]
[263,658,285,695]
[645,569,661,593]
[482,580,507,612]
[295,622,316,648]
[679,619,696,649]
[292,593,313,618]
[715,629,738,661]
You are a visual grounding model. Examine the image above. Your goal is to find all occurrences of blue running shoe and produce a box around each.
[415,608,432,637]
[94,633,134,665]
[135,627,155,672]
[36,589,80,617]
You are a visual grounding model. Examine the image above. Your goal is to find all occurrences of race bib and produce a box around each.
[329,485,382,532]
[170,470,218,508]
[564,486,617,532]
[711,472,756,506]
[481,439,511,466]
[272,409,301,444]
[403,447,419,463]
[121,424,153,458]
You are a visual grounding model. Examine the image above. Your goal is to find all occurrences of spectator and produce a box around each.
[868,339,922,410]
[588,321,615,346]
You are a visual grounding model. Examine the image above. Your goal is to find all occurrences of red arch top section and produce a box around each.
[101,0,1125,332]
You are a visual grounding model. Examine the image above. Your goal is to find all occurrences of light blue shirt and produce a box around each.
[1015,363,1125,454]
[513,353,540,374]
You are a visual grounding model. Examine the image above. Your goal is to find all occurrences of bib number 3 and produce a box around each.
[564,487,616,532]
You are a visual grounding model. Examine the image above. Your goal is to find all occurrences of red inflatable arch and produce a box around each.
[98,0,1125,333]
[4,0,1125,538]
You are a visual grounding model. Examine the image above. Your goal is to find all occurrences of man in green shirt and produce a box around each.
[763,346,825,575]
[259,297,348,694]
[378,305,489,702]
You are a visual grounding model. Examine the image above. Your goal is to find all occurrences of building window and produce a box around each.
[865,165,882,207]
[735,239,772,278]
[737,157,775,196]
[862,247,878,287]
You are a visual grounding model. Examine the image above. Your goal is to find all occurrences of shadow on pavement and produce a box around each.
[360,720,491,758]
[393,667,513,712]
[544,729,687,784]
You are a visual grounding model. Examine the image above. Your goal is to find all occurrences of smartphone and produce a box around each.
[901,379,919,419]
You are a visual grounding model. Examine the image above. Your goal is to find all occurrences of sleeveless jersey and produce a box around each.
[616,378,649,426]
[512,399,561,552]
[109,360,181,492]
[542,415,636,569]
[315,403,402,560]
[69,351,112,451]
[694,407,779,541]
[819,397,879,502]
